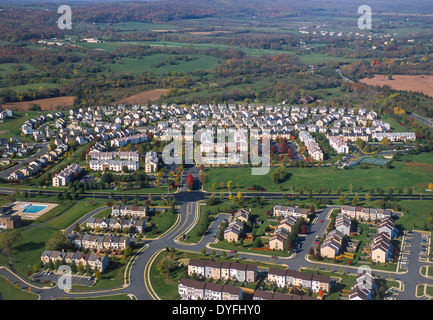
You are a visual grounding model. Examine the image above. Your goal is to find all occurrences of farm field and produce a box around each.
[118,88,170,105]
[360,75,433,98]
[2,96,76,111]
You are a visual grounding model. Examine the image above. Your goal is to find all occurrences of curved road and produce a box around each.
[1,165,433,300]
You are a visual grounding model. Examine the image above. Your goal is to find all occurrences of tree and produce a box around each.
[0,230,22,254]
[46,231,71,252]
[186,173,194,191]
[309,204,315,215]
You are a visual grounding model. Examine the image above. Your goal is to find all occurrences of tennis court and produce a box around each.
[358,157,390,166]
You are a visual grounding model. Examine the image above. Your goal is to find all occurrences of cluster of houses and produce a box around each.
[3,102,417,182]
[223,208,251,243]
[1,139,35,159]
[320,206,398,263]
[8,143,68,181]
[68,233,131,252]
[267,267,330,294]
[52,163,81,187]
[40,250,109,272]
[85,217,146,233]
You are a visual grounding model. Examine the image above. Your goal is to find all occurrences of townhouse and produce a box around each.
[187,259,257,283]
[340,206,392,221]
[224,220,244,243]
[320,230,344,259]
[273,205,309,219]
[86,217,145,233]
[178,278,243,300]
[371,232,393,264]
[349,270,377,300]
[233,208,251,223]
[111,204,148,219]
[253,290,317,300]
[69,233,130,251]
[110,133,148,148]
[267,267,330,293]
[299,131,323,161]
[335,215,352,236]
[269,216,298,251]
[372,132,416,142]
[40,250,109,272]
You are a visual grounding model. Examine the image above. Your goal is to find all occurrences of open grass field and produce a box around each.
[360,75,433,98]
[0,276,39,300]
[2,96,76,111]
[203,152,433,193]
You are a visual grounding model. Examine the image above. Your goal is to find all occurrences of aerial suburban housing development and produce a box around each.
[0,0,432,310]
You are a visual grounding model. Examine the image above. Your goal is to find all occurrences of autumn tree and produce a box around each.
[186,172,194,190]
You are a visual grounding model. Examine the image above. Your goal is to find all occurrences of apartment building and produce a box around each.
[52,163,82,187]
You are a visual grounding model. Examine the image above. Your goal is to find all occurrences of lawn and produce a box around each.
[0,276,39,300]
[143,210,178,239]
[203,151,433,193]
[396,200,433,231]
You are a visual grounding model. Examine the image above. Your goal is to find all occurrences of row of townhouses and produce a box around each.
[340,205,393,221]
[68,233,131,251]
[273,205,309,219]
[267,267,331,293]
[86,217,146,233]
[178,278,243,300]
[111,205,148,218]
[40,250,109,272]
[187,259,257,283]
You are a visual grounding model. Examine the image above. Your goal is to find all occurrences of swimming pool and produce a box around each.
[23,205,47,213]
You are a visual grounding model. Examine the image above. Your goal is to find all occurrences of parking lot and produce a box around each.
[32,270,95,288]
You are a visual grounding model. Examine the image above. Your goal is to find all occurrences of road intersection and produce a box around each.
[1,165,433,300]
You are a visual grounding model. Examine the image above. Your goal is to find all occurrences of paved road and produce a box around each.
[1,165,433,300]
[0,143,49,179]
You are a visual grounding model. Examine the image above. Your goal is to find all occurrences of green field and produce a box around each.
[203,151,433,193]
[0,276,39,300]
[104,54,222,75]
